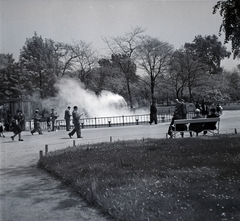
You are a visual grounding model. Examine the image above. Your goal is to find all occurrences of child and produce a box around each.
[0,120,5,137]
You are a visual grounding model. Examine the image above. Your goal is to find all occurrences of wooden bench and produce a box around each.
[172,117,220,138]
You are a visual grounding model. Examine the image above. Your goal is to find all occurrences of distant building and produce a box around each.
[0,98,32,121]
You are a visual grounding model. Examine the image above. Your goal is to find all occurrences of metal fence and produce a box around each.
[23,112,195,131]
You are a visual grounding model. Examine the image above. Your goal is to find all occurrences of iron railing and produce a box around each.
[23,112,195,131]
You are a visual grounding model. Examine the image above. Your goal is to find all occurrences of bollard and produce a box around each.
[73,140,76,147]
[235,128,237,134]
[39,150,43,159]
[110,136,112,143]
[45,144,48,155]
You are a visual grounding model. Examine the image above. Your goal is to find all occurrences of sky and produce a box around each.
[0,0,239,71]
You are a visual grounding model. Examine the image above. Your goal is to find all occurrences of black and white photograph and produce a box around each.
[1,0,240,220]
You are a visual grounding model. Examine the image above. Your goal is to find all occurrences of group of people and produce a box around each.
[0,109,25,141]
[195,99,223,117]
[31,108,59,135]
[0,105,84,142]
[189,107,219,137]
[167,98,220,138]
[0,98,221,141]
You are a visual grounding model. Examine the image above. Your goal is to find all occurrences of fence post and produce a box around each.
[39,150,43,159]
[45,144,48,155]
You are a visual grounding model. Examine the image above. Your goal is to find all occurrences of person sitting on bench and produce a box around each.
[189,108,204,137]
[203,108,219,135]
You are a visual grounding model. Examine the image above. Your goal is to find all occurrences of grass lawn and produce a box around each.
[38,134,240,221]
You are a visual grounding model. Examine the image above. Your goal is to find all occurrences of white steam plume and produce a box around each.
[41,78,135,118]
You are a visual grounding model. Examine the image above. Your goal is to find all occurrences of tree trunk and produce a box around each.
[126,79,133,108]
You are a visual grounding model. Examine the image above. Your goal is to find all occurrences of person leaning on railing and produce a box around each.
[167,99,187,138]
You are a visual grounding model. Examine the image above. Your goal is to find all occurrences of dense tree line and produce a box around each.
[1,24,240,107]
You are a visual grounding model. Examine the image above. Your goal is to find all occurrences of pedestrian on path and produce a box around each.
[149,101,158,125]
[11,109,25,141]
[0,120,5,138]
[50,108,59,131]
[31,109,43,135]
[64,106,71,131]
[68,106,83,138]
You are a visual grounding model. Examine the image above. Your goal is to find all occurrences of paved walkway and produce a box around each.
[0,110,239,220]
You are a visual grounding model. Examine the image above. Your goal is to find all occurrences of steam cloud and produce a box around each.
[41,78,136,118]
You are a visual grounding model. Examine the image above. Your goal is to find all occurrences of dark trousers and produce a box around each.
[69,123,81,138]
[65,119,70,131]
[149,113,157,124]
[31,123,42,134]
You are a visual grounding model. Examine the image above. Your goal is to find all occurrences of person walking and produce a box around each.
[149,101,158,124]
[0,120,5,138]
[68,106,83,138]
[50,108,59,131]
[11,109,25,141]
[64,106,71,131]
[31,109,43,135]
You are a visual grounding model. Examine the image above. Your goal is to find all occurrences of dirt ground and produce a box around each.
[0,110,239,221]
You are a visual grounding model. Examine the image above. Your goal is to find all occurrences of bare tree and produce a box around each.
[102,26,145,108]
[136,36,173,103]
[67,41,98,87]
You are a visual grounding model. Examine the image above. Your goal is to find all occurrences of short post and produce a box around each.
[73,140,76,147]
[81,119,84,129]
[45,144,48,155]
[161,116,165,122]
[39,150,43,159]
[110,136,112,143]
[135,116,139,125]
[235,128,237,134]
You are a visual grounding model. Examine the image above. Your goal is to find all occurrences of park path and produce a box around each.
[0,110,239,221]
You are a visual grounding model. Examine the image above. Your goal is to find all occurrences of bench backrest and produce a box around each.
[174,117,220,125]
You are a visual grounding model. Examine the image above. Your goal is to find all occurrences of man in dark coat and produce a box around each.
[64,106,71,131]
[11,109,25,141]
[203,108,219,135]
[149,101,158,124]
